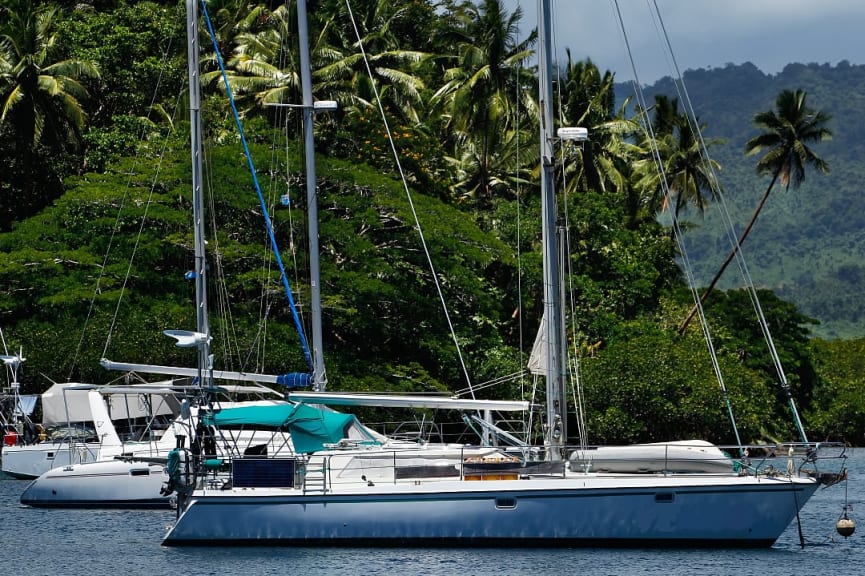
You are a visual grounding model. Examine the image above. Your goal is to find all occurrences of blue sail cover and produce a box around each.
[277,372,311,388]
[202,403,371,453]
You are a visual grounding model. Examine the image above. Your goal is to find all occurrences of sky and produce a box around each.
[504,0,865,84]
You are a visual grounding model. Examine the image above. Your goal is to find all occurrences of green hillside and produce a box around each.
[623,62,865,339]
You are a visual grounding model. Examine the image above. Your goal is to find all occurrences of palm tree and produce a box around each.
[0,0,99,226]
[678,88,831,334]
[314,0,431,124]
[558,55,642,210]
[430,0,536,204]
[204,0,271,53]
[0,0,99,152]
[209,1,429,130]
[203,4,301,113]
[635,95,720,222]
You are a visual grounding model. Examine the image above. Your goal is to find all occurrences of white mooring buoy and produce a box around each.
[836,516,855,538]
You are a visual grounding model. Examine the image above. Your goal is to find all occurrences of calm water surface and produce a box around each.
[2,450,863,576]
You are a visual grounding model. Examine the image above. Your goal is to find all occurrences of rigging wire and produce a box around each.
[203,130,243,374]
[249,4,299,376]
[646,0,808,445]
[342,0,476,397]
[77,31,179,377]
[638,0,744,451]
[550,6,588,451]
[611,0,745,452]
[196,50,241,374]
[453,370,526,397]
[245,1,309,377]
[99,89,185,364]
[200,0,313,376]
[214,3,306,377]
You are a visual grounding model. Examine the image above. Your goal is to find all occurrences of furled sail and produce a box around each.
[527,313,547,375]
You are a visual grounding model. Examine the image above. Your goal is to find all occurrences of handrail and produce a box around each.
[212,440,847,492]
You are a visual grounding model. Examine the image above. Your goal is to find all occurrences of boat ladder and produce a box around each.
[303,456,328,494]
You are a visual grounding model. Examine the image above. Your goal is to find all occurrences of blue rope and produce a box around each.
[199,0,313,373]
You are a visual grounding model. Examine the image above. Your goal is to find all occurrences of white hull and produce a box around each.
[20,459,170,508]
[163,472,820,546]
[1,442,105,479]
[13,396,287,505]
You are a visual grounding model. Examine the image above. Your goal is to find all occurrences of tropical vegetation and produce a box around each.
[1,0,863,445]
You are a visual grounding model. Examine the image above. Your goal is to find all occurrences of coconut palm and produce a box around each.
[0,0,99,226]
[203,3,302,112]
[558,55,642,213]
[209,0,429,131]
[635,95,720,221]
[430,0,536,204]
[0,0,99,151]
[678,88,831,334]
[204,0,272,53]
[313,0,434,124]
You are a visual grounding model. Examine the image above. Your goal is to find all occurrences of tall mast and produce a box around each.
[186,0,210,382]
[539,0,567,458]
[295,0,326,391]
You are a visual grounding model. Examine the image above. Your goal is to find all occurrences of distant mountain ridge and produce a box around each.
[617,61,865,339]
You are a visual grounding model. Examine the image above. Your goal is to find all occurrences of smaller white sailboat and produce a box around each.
[17,383,285,508]
[2,381,180,479]
[20,385,188,507]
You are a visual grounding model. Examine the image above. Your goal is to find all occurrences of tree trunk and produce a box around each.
[678,170,781,335]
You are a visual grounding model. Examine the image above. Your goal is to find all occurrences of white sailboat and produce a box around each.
[162,0,847,547]
[3,381,179,480]
[2,336,189,484]
[2,344,102,479]
[16,383,286,508]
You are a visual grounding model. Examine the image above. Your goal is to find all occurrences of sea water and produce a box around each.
[2,450,863,576]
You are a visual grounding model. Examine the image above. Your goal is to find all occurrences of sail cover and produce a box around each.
[39,383,179,426]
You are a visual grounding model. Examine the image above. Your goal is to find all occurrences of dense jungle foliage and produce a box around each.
[1,0,863,445]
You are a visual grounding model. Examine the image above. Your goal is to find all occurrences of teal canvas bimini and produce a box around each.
[203,403,377,453]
